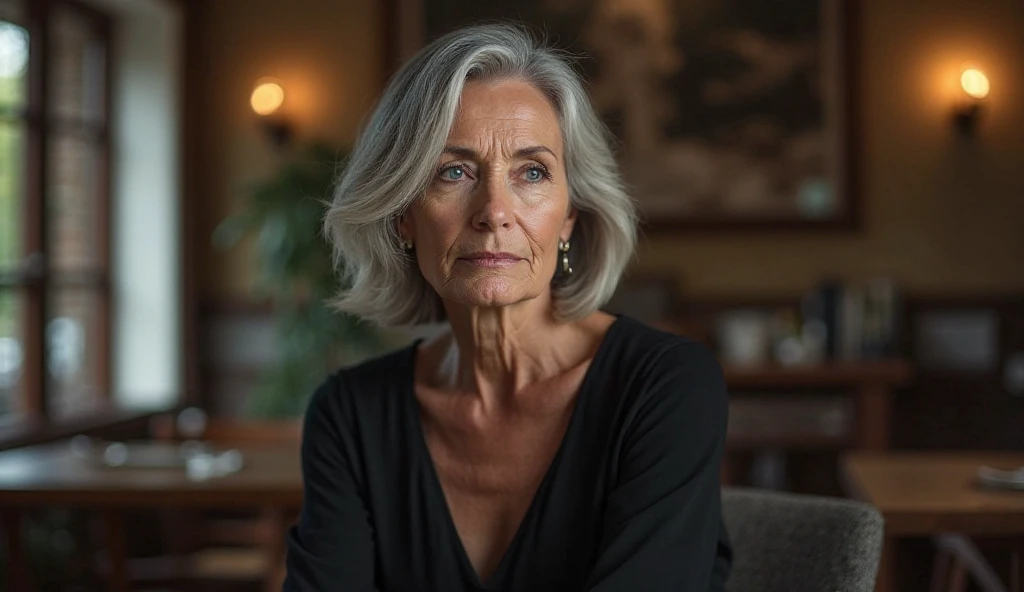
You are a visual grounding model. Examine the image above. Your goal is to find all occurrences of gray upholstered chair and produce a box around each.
[723,488,885,592]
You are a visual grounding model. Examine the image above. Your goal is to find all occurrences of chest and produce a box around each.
[415,381,582,581]
[424,403,572,496]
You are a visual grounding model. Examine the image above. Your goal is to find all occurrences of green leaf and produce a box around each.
[212,212,257,248]
[213,141,389,418]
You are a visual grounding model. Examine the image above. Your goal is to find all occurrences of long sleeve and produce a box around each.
[584,342,731,592]
[284,377,380,591]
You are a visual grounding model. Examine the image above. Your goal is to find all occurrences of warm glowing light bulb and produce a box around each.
[251,81,284,116]
[960,68,990,100]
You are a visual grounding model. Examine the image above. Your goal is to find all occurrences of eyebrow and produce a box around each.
[442,145,558,161]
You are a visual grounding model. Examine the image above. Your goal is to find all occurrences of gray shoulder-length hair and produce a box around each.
[325,23,637,327]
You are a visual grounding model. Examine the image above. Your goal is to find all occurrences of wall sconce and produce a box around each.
[250,78,292,147]
[954,67,990,136]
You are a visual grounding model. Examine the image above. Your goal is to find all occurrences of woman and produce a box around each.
[284,23,731,592]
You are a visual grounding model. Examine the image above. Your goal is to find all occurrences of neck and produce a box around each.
[437,295,580,410]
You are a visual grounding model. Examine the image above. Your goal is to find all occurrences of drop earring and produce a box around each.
[558,239,572,275]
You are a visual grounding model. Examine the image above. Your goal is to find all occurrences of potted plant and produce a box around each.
[214,143,387,417]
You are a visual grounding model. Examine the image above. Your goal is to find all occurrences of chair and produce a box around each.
[930,534,1011,592]
[723,488,885,592]
[121,411,302,592]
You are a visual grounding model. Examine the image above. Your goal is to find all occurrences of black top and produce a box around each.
[284,315,732,592]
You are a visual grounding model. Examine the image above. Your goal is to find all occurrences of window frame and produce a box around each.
[0,0,113,425]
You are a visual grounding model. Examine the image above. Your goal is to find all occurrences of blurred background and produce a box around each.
[0,0,1021,590]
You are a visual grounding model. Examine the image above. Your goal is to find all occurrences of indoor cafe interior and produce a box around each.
[0,0,1022,590]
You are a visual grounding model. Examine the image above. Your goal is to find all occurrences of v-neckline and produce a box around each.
[405,316,623,590]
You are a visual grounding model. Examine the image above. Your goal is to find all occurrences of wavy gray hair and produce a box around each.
[325,23,637,326]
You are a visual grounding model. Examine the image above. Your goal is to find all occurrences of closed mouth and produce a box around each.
[457,252,524,266]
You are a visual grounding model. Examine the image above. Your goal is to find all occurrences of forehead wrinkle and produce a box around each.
[449,114,556,136]
[452,114,557,135]
[447,80,564,162]
[445,127,561,163]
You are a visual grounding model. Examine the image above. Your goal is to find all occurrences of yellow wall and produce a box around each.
[194,0,1024,302]
[192,0,383,301]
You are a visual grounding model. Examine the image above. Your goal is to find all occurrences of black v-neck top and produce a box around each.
[284,315,732,592]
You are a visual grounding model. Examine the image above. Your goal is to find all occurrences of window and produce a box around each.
[0,0,110,424]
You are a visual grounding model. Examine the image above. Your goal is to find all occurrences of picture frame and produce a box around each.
[386,0,860,231]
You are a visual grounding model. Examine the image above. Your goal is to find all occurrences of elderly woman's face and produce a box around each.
[400,79,576,310]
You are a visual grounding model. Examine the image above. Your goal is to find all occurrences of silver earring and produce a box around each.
[558,239,572,275]
[401,239,414,252]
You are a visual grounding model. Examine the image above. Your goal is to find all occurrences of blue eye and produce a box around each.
[443,166,464,180]
[525,166,545,182]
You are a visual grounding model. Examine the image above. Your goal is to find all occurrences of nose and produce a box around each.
[471,176,516,231]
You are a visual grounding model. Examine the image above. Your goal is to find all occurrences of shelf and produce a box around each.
[724,359,914,389]
[726,433,853,451]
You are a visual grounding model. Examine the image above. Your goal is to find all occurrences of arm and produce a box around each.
[284,377,380,591]
[585,342,731,592]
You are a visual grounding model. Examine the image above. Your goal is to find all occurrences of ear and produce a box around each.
[397,211,415,243]
[560,205,579,242]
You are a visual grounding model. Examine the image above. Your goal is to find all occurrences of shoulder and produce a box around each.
[608,316,728,430]
[610,315,725,384]
[303,343,417,432]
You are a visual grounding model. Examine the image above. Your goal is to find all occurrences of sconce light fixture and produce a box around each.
[954,67,990,136]
[250,78,292,147]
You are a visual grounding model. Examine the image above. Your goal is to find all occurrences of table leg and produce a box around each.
[262,508,288,592]
[103,509,129,592]
[876,536,896,592]
[857,383,891,450]
[930,546,952,592]
[1012,536,1023,592]
[2,508,35,591]
[720,453,734,486]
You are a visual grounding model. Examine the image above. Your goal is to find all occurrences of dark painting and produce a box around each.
[394,0,856,229]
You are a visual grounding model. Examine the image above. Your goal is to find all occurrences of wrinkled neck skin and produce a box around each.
[427,291,600,414]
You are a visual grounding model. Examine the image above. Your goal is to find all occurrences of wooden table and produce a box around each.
[0,440,303,592]
[842,451,1024,592]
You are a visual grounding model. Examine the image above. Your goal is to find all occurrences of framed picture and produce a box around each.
[388,0,858,231]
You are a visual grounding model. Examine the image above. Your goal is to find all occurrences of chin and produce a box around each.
[447,276,535,309]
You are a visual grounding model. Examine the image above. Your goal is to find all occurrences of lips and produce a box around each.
[460,252,521,260]
[457,252,524,267]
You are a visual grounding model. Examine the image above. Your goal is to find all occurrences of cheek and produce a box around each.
[420,186,472,219]
[410,204,462,264]
[522,200,570,249]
